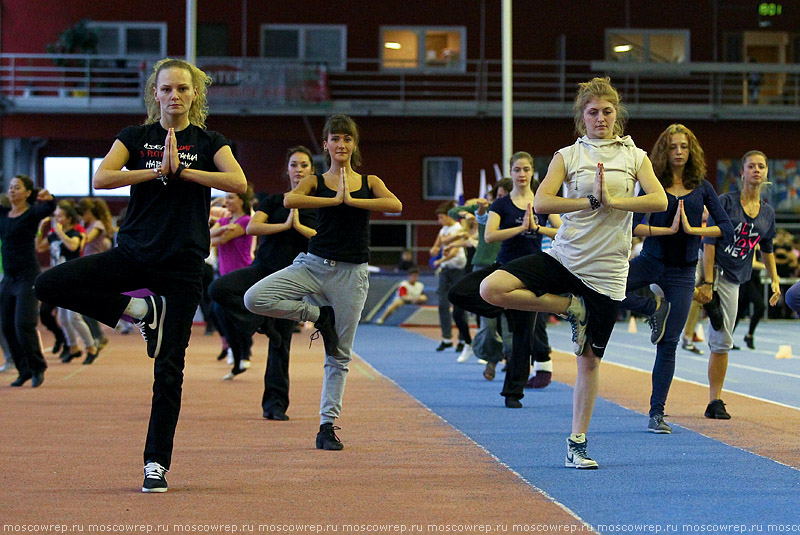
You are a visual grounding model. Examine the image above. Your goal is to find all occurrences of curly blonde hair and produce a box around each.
[650,124,706,190]
[144,58,211,129]
[573,77,628,138]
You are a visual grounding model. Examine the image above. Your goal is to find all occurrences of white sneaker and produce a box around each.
[456,344,473,363]
[565,295,588,356]
[565,437,598,469]
[222,372,235,381]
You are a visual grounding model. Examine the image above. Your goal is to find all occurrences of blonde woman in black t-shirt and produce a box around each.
[35,58,246,493]
[245,115,402,451]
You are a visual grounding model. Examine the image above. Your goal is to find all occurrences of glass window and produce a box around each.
[262,29,298,58]
[126,28,162,56]
[260,25,346,70]
[89,22,166,57]
[44,157,90,197]
[91,158,130,197]
[381,27,466,71]
[383,30,418,69]
[197,23,229,57]
[424,157,462,200]
[95,27,121,55]
[606,29,689,63]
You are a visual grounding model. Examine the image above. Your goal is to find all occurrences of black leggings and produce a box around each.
[449,264,550,399]
[0,273,47,376]
[39,301,66,347]
[209,261,292,409]
[735,274,764,337]
[35,247,202,470]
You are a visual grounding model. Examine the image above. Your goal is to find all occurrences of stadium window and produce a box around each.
[606,29,689,63]
[260,24,347,71]
[381,27,466,71]
[44,157,91,197]
[91,158,130,198]
[423,157,462,200]
[89,22,167,57]
[197,23,229,57]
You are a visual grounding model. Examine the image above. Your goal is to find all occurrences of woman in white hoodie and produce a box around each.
[479,77,667,469]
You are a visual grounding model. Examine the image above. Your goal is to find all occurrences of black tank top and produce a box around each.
[308,173,371,264]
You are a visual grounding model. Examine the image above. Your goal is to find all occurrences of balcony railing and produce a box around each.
[1,54,799,120]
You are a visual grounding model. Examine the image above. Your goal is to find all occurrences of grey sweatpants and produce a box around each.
[244,253,369,424]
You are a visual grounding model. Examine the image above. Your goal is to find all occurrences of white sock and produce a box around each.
[570,433,586,443]
[124,298,148,321]
[533,360,553,373]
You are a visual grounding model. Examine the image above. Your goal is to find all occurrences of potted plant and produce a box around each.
[45,19,98,96]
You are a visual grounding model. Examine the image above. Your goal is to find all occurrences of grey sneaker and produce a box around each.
[565,437,599,469]
[565,296,588,355]
[142,461,168,493]
[645,301,671,344]
[647,414,672,434]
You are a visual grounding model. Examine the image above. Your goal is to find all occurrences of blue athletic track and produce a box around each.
[353,321,800,533]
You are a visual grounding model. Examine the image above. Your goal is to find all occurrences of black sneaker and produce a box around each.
[645,301,671,344]
[310,306,338,355]
[263,406,289,421]
[142,461,168,493]
[31,371,45,388]
[135,296,166,359]
[60,349,81,363]
[455,341,465,352]
[744,334,755,350]
[682,339,704,355]
[83,351,98,365]
[504,397,522,408]
[704,399,731,419]
[703,293,724,332]
[316,423,344,450]
[10,374,32,387]
[435,341,453,352]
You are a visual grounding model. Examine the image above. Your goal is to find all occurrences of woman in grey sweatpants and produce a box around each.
[244,115,402,451]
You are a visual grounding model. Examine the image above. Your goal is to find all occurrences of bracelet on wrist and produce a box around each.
[701,281,713,286]
[153,168,167,185]
[587,194,601,210]
[174,163,185,180]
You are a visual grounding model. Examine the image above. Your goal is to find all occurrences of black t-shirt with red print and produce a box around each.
[116,123,229,263]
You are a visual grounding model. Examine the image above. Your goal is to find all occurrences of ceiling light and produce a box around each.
[614,45,632,53]
[385,42,401,50]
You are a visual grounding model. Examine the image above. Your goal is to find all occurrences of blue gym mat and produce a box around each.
[354,324,800,532]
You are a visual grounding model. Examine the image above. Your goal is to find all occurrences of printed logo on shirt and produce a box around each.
[723,221,761,259]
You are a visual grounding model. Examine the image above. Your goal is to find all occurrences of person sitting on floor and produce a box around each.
[376,266,427,325]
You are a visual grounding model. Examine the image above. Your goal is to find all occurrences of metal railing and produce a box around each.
[2,53,799,119]
[0,54,144,102]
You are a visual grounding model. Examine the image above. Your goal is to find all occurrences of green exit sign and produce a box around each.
[759,3,782,16]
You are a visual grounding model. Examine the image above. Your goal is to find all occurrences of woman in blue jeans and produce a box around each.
[622,124,733,434]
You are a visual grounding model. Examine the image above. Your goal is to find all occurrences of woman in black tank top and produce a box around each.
[244,115,401,451]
